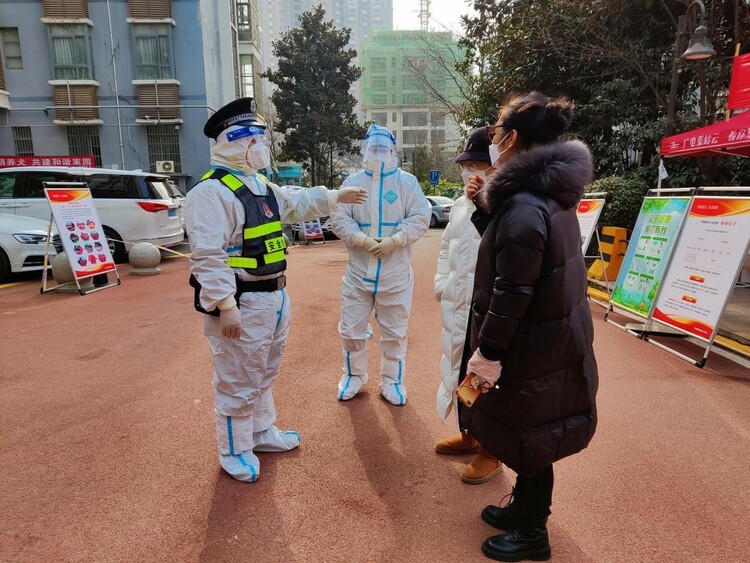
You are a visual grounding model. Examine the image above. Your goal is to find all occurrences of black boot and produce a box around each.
[482,485,523,530]
[481,515,551,562]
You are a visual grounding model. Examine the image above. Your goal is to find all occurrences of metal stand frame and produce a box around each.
[639,188,750,368]
[581,192,610,309]
[40,212,121,295]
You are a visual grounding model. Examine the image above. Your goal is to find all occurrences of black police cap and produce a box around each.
[203,97,264,140]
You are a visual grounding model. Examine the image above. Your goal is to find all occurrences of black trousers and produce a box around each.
[515,465,554,517]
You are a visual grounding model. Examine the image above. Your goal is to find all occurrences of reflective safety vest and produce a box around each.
[198,168,287,276]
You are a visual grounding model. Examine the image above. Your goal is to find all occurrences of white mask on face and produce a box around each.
[246,142,271,172]
[460,168,486,186]
[488,132,512,167]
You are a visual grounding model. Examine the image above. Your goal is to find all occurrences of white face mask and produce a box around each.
[460,168,486,186]
[488,132,512,167]
[246,142,271,171]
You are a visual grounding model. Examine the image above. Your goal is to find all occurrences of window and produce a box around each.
[0,173,18,199]
[370,75,386,89]
[237,0,253,42]
[391,57,397,67]
[240,54,255,98]
[432,113,446,127]
[391,75,396,87]
[402,75,421,90]
[371,94,387,105]
[391,112,397,122]
[432,130,445,144]
[133,24,175,80]
[87,174,141,199]
[12,127,33,156]
[0,29,22,70]
[402,130,427,145]
[146,125,181,173]
[20,171,75,198]
[48,24,94,80]
[371,112,387,126]
[67,126,102,167]
[403,112,427,126]
[371,57,386,71]
[402,92,425,105]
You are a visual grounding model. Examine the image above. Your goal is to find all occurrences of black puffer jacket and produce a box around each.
[459,140,599,477]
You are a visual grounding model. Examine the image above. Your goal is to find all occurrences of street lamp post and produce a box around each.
[664,0,717,139]
[660,0,716,191]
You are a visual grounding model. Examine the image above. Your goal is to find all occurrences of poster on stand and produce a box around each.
[576,198,605,253]
[302,219,325,241]
[45,184,117,279]
[610,197,690,316]
[651,197,750,341]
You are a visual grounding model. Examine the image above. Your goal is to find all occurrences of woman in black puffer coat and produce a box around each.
[459,92,598,562]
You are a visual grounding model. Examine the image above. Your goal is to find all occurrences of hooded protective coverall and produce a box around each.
[433,192,481,422]
[332,125,431,405]
[186,124,344,482]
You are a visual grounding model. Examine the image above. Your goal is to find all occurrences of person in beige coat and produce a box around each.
[433,127,502,484]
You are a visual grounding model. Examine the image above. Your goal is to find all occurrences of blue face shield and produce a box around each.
[226,125,267,144]
[362,125,397,168]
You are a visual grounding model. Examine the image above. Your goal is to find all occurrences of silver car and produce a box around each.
[427,196,454,227]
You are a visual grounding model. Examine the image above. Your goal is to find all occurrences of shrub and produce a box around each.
[586,174,648,232]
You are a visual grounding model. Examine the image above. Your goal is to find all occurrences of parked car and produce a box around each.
[0,213,60,282]
[427,196,454,227]
[0,167,185,262]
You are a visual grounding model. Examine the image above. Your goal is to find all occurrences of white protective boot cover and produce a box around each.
[253,425,301,452]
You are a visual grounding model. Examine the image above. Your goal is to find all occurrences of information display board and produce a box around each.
[302,218,325,241]
[576,198,605,253]
[610,197,690,316]
[45,184,117,279]
[651,197,750,340]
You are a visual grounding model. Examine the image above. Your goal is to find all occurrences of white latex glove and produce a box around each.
[352,232,379,251]
[369,235,399,257]
[466,349,502,391]
[337,187,368,204]
[219,305,242,339]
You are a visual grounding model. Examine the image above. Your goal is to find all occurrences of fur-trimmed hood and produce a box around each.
[479,140,593,213]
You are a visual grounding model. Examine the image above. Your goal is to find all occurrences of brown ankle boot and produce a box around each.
[435,432,481,455]
[460,449,503,484]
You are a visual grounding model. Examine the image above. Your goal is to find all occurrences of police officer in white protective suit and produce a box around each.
[185,98,367,482]
[332,124,431,405]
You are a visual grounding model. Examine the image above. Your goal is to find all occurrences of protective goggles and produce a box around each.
[226,125,267,142]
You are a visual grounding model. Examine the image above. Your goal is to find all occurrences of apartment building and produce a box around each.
[0,0,264,191]
[360,29,465,166]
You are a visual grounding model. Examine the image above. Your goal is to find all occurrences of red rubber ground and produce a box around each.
[1,230,748,562]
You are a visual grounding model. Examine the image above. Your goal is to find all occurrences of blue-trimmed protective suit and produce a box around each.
[331,161,430,404]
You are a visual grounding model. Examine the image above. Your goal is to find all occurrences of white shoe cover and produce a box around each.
[219,451,260,482]
[380,382,407,406]
[338,373,367,401]
[253,425,301,452]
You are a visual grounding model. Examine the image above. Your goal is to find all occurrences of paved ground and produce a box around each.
[1,230,749,563]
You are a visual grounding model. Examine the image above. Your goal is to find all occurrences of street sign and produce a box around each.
[429,170,440,186]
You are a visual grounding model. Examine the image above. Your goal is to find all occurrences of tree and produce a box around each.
[263,5,365,186]
[459,0,750,188]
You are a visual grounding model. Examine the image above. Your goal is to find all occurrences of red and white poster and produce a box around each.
[576,198,605,253]
[0,155,96,168]
[45,184,117,279]
[652,197,750,340]
[302,219,325,241]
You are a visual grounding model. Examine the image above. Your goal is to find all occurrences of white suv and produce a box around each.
[0,167,184,262]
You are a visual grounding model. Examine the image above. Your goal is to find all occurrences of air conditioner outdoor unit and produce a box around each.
[156,160,174,173]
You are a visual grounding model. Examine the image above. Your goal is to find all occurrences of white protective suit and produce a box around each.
[433,192,481,422]
[186,125,339,482]
[332,126,431,405]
